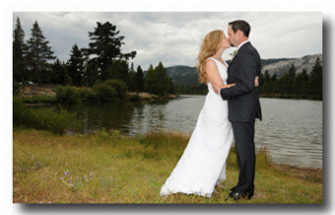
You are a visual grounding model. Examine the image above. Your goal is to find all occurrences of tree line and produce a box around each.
[258,57,322,100]
[13,17,174,98]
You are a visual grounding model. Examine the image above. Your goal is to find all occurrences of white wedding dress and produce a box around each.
[160,57,234,198]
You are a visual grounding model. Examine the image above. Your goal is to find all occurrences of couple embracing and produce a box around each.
[160,20,262,200]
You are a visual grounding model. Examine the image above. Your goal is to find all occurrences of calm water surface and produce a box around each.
[50,96,322,169]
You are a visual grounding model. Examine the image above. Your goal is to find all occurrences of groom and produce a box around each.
[213,20,262,200]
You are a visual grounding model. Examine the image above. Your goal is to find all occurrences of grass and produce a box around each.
[13,128,322,204]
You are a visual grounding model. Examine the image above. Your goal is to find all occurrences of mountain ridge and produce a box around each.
[163,53,322,87]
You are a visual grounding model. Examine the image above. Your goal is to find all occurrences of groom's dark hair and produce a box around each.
[229,20,250,37]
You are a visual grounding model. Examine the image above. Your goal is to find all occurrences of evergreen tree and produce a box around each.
[287,64,296,93]
[309,57,322,97]
[271,73,277,82]
[258,73,264,89]
[294,69,309,95]
[272,80,280,94]
[144,62,175,96]
[106,59,130,82]
[67,44,85,86]
[270,73,278,93]
[127,63,136,92]
[135,65,144,93]
[52,59,71,86]
[264,70,271,83]
[13,17,27,83]
[84,22,136,81]
[278,64,296,94]
[262,70,271,93]
[26,21,55,84]
[144,64,156,94]
[85,62,99,87]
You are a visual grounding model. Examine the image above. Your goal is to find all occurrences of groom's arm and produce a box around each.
[220,51,260,100]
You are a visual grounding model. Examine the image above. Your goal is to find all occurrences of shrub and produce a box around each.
[93,83,117,102]
[103,79,128,99]
[30,107,76,135]
[13,97,76,135]
[76,87,97,103]
[22,95,57,104]
[13,97,35,127]
[55,86,80,105]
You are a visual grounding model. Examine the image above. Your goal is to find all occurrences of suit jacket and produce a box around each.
[220,42,262,122]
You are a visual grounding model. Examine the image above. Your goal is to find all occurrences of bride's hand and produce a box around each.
[223,83,236,89]
[255,76,259,87]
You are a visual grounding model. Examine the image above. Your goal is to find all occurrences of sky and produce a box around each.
[13,12,322,70]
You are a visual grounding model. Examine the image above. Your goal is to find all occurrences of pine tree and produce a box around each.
[26,21,55,84]
[84,22,136,81]
[270,73,278,94]
[294,69,309,95]
[144,62,174,96]
[67,44,85,86]
[144,64,155,94]
[127,62,136,92]
[262,70,271,93]
[271,73,277,82]
[258,73,264,88]
[52,59,71,86]
[135,65,144,93]
[84,62,99,87]
[286,64,296,93]
[310,57,322,97]
[264,70,271,83]
[13,17,27,83]
[106,59,129,82]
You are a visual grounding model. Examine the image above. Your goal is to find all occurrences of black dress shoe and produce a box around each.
[229,190,253,200]
[241,190,253,200]
[229,191,242,200]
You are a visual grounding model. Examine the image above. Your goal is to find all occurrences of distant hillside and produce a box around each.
[162,53,322,87]
[165,65,198,87]
[261,54,322,77]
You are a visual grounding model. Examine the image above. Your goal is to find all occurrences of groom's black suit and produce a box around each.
[220,41,262,197]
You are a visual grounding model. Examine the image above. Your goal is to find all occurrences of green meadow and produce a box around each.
[13,128,322,204]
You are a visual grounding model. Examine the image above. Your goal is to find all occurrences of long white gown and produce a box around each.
[160,57,234,198]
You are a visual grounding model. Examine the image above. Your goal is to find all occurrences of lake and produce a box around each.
[43,96,323,169]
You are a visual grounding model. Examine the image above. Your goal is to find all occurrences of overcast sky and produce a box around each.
[13,12,322,70]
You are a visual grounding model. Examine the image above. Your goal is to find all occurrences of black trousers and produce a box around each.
[231,121,256,194]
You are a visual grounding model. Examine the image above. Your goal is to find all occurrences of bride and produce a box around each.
[160,30,235,198]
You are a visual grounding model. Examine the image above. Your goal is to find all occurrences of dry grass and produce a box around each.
[13,128,322,204]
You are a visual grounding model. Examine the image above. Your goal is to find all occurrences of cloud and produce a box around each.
[13,12,322,69]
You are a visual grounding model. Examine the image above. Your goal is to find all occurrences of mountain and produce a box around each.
[163,53,322,87]
[165,65,198,87]
[261,53,322,77]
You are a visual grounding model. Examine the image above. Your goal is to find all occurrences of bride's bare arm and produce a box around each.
[206,60,235,94]
[206,60,235,89]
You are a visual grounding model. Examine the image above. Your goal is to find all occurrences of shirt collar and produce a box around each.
[236,40,249,51]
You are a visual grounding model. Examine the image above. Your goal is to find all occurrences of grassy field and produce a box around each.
[13,128,322,204]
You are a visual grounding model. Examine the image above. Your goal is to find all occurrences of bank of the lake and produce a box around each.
[13,128,322,204]
[18,85,178,105]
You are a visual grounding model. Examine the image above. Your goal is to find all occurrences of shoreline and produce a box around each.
[18,85,179,105]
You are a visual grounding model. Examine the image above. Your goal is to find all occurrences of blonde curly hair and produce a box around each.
[196,30,224,84]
